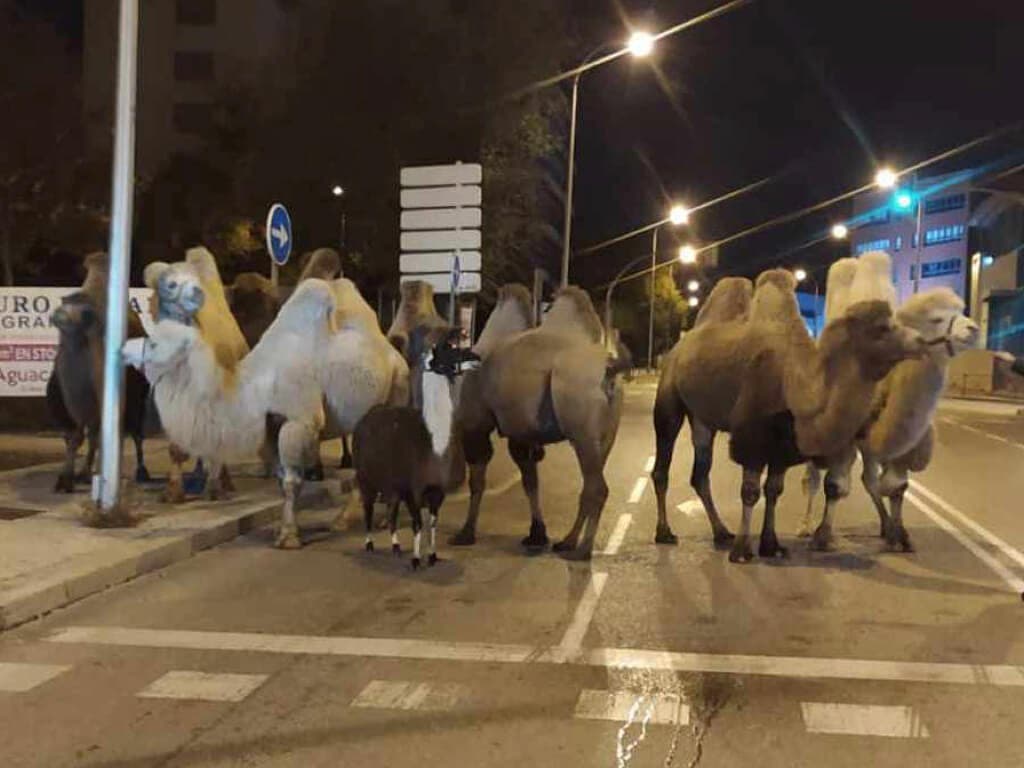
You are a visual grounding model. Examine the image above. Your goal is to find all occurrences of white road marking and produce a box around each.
[559,572,609,650]
[575,689,689,725]
[627,478,647,504]
[0,662,70,692]
[677,499,703,518]
[643,456,655,473]
[600,514,632,556]
[905,491,1024,595]
[801,702,929,738]
[351,680,466,711]
[48,626,1024,688]
[136,670,268,703]
[446,472,522,503]
[910,481,1024,573]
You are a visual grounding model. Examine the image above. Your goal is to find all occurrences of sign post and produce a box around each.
[265,203,293,287]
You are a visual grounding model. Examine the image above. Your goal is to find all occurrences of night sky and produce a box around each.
[20,0,1024,290]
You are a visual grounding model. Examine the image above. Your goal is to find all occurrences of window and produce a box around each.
[924,224,965,246]
[894,235,902,252]
[924,193,966,215]
[862,209,891,226]
[911,258,963,280]
[174,51,214,82]
[176,0,216,25]
[173,102,214,135]
[854,238,891,255]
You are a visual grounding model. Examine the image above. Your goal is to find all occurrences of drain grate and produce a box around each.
[0,507,45,521]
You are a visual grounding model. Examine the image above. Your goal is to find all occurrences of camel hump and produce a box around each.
[848,251,896,309]
[750,268,801,326]
[824,258,858,324]
[541,286,603,342]
[232,272,276,295]
[298,248,342,283]
[695,277,752,327]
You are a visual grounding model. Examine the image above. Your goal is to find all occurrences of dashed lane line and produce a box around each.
[46,626,1024,688]
[627,478,647,504]
[559,572,609,650]
[599,514,633,556]
[643,455,655,473]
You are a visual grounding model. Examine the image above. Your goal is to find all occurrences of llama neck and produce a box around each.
[421,370,454,457]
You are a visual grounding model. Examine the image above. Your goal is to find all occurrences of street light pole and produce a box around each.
[95,0,139,517]
[560,71,581,288]
[912,176,924,295]
[648,227,658,370]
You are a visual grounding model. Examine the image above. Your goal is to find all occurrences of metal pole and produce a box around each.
[95,0,139,514]
[270,261,279,289]
[560,73,581,288]
[912,179,924,294]
[340,211,347,254]
[647,227,658,371]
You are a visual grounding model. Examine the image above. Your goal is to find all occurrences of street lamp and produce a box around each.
[561,34,656,287]
[679,244,697,264]
[668,204,690,225]
[687,279,699,293]
[331,185,344,197]
[875,167,898,190]
[688,296,700,308]
[794,268,808,282]
[831,223,849,240]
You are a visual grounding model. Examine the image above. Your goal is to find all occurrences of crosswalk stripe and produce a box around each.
[801,702,929,738]
[0,662,71,692]
[136,670,268,703]
[351,680,466,711]
[574,689,688,726]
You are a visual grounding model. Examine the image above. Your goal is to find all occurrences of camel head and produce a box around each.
[145,261,205,325]
[824,300,925,381]
[897,288,980,357]
[51,291,100,341]
[541,286,603,343]
[298,248,342,283]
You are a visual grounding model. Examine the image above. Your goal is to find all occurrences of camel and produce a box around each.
[651,267,925,563]
[48,252,151,492]
[227,273,279,348]
[143,246,250,501]
[800,287,980,551]
[449,285,624,560]
[388,280,447,364]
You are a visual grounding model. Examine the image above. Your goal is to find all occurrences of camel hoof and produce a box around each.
[557,547,592,562]
[339,455,353,470]
[411,557,421,571]
[655,525,678,545]
[428,553,439,567]
[521,520,549,549]
[728,536,754,563]
[809,527,834,552]
[712,528,736,549]
[795,524,813,539]
[275,528,302,549]
[759,538,789,559]
[448,528,476,547]
[552,538,578,553]
[54,474,75,494]
[885,527,914,553]
[392,543,402,556]
[365,541,374,552]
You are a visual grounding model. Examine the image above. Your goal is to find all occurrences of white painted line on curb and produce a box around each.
[137,670,268,703]
[600,514,632,556]
[627,478,647,504]
[801,702,929,738]
[559,572,609,650]
[351,680,466,711]
[575,689,689,726]
[0,662,71,692]
[643,456,655,473]
[906,492,1024,595]
[48,626,1024,687]
[910,480,1024,572]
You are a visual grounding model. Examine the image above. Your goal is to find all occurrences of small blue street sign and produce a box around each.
[265,203,292,266]
[451,253,461,292]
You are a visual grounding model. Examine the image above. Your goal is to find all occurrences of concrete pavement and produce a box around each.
[0,382,1023,766]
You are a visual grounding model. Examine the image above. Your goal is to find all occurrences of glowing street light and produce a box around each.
[628,31,655,57]
[831,223,849,240]
[668,204,690,226]
[875,167,898,190]
[687,279,700,293]
[679,245,697,265]
[688,296,700,308]
[331,185,344,197]
[894,190,914,210]
[794,268,808,282]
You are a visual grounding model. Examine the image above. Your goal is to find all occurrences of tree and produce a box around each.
[613,267,689,364]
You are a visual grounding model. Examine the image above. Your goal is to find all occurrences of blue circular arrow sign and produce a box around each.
[265,203,292,266]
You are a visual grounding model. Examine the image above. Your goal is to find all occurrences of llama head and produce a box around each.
[52,291,100,340]
[824,300,925,381]
[897,288,980,357]
[146,261,205,325]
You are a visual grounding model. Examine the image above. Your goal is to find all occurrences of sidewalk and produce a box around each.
[0,445,353,631]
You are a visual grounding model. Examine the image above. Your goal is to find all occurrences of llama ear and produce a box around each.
[144,262,170,289]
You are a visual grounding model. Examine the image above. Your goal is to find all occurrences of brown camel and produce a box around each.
[450,285,624,560]
[651,268,925,563]
[388,280,447,364]
[227,273,279,348]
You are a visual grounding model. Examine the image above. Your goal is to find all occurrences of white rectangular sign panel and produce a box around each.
[400,251,482,274]
[0,287,154,396]
[401,163,482,187]
[400,272,482,294]
[401,185,481,210]
[401,229,481,252]
[401,207,481,231]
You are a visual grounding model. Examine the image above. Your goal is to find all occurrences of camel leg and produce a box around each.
[277,466,303,550]
[449,427,493,546]
[880,465,913,552]
[811,465,851,552]
[759,468,788,558]
[729,467,760,563]
[75,427,98,484]
[553,439,609,560]
[132,434,151,483]
[691,420,734,547]
[275,421,316,549]
[339,434,353,469]
[510,440,548,549]
[163,444,188,504]
[405,492,424,570]
[389,497,402,555]
[55,428,83,493]
[651,386,684,544]
[860,454,890,538]
[219,465,236,494]
[796,462,821,538]
[205,460,225,501]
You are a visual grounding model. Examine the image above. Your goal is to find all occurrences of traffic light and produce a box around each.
[894,190,914,211]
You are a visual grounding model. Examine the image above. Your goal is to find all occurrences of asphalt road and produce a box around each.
[1,383,1023,767]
